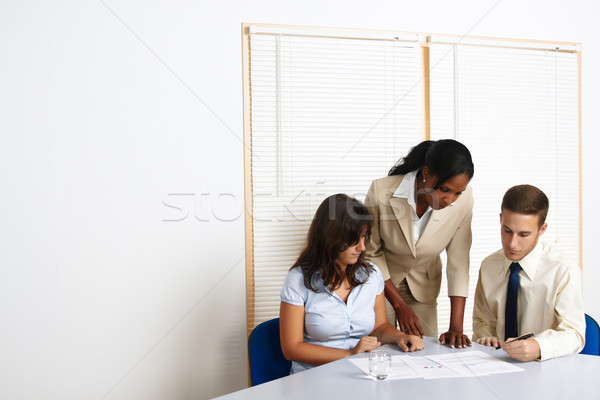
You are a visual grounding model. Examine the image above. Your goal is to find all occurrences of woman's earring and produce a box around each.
[422,179,426,183]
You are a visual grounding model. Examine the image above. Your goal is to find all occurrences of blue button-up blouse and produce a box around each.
[280,262,384,373]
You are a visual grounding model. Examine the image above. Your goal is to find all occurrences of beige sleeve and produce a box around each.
[445,187,473,297]
[535,265,586,360]
[364,179,391,281]
[472,263,498,341]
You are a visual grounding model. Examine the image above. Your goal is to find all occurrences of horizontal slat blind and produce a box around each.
[429,43,580,336]
[249,29,423,327]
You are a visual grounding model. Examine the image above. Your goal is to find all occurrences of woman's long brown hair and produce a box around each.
[291,194,374,292]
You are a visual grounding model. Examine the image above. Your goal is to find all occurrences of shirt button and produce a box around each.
[403,267,410,273]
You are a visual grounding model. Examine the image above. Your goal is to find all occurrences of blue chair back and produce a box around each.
[248,318,291,385]
[581,313,600,356]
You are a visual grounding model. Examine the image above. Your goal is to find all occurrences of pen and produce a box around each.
[494,332,534,350]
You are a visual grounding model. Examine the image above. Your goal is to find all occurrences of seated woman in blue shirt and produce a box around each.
[280,193,425,373]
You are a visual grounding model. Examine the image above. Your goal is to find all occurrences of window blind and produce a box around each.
[429,40,580,335]
[248,28,423,328]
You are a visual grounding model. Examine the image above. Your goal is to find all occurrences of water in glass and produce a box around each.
[368,350,391,380]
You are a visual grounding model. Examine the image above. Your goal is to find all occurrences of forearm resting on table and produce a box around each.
[281,341,354,367]
[370,320,424,352]
[371,322,403,344]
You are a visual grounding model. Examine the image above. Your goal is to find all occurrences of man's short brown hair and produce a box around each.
[501,184,549,227]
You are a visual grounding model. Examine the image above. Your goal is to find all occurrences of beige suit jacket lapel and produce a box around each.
[417,208,448,249]
[388,196,416,256]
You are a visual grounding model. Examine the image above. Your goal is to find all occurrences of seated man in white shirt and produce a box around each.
[472,184,585,361]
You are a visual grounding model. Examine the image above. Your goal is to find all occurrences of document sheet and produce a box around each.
[348,350,523,380]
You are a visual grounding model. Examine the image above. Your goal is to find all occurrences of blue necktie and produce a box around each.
[505,262,522,340]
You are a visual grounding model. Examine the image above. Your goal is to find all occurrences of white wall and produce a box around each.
[0,1,598,399]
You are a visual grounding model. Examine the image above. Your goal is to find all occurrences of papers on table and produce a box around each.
[426,351,524,377]
[348,351,523,380]
[401,355,465,379]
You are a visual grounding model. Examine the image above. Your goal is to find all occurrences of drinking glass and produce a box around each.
[368,350,391,380]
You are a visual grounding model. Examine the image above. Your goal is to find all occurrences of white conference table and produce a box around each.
[214,337,600,399]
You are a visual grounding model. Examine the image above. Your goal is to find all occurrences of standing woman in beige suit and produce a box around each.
[365,139,474,349]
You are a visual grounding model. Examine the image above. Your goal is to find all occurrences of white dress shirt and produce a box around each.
[392,170,433,243]
[472,241,585,360]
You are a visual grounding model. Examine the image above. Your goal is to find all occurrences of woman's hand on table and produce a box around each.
[350,336,381,355]
[396,333,425,352]
[395,303,425,337]
[439,329,472,349]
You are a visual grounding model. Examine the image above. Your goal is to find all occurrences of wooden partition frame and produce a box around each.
[241,23,255,339]
[421,38,431,141]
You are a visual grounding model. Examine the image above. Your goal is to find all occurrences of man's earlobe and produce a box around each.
[539,223,548,235]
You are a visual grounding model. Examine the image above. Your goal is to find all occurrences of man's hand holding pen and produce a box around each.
[478,333,540,362]
[500,333,540,361]
[494,332,534,350]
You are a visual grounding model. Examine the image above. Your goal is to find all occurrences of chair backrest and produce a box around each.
[248,318,292,385]
[581,313,600,356]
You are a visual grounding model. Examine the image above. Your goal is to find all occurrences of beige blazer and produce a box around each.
[364,175,473,303]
